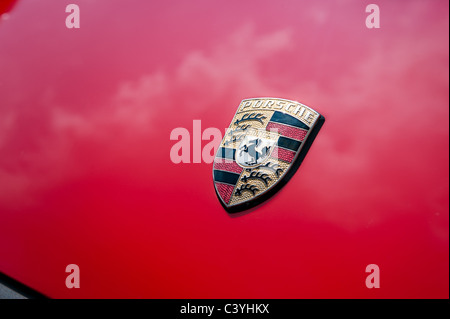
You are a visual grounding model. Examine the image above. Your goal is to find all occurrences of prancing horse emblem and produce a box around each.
[213,97,325,213]
[237,136,275,166]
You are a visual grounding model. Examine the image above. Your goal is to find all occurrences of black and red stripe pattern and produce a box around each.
[266,111,309,163]
[213,147,243,204]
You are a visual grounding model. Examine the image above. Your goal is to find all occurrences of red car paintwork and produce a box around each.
[0,0,448,298]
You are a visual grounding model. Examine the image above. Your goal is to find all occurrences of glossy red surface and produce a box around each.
[0,0,448,298]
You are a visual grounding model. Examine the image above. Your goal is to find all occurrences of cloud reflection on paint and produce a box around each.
[0,1,448,232]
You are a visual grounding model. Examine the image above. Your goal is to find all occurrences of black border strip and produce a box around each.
[270,111,310,130]
[213,170,240,185]
[0,299,445,316]
[277,136,301,152]
[0,272,47,299]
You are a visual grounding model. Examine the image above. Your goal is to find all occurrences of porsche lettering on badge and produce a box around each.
[213,97,325,213]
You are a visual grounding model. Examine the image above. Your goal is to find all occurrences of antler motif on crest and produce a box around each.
[223,133,245,146]
[241,171,272,186]
[234,184,258,197]
[256,162,284,177]
[234,113,266,126]
[228,124,250,136]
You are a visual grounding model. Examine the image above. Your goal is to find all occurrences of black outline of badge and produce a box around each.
[213,97,325,214]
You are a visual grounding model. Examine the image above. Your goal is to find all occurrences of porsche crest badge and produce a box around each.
[213,97,325,213]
